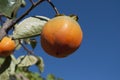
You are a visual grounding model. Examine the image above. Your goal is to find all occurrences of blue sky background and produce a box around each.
[16,0,120,80]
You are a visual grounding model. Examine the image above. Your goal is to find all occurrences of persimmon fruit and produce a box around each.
[41,16,83,58]
[0,37,16,57]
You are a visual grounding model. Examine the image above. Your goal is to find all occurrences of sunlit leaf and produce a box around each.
[17,55,38,67]
[14,39,22,50]
[0,70,9,80]
[0,0,26,18]
[13,16,50,39]
[9,61,16,75]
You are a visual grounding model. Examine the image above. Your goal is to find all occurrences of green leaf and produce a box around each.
[0,0,26,18]
[0,56,11,74]
[13,16,50,39]
[47,74,56,80]
[23,38,31,44]
[17,55,38,67]
[23,38,37,49]
[14,39,23,50]
[0,57,5,65]
[36,57,44,73]
[30,39,37,49]
[46,74,63,80]
[17,55,44,73]
[0,70,9,80]
[0,56,12,80]
[26,72,42,80]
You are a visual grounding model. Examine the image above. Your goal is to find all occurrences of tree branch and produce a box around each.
[0,19,13,39]
[0,0,45,40]
[0,0,60,40]
[8,0,45,33]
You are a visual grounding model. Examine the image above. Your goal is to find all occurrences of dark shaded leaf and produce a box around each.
[0,56,11,74]
[36,57,44,73]
[0,0,25,18]
[30,39,37,49]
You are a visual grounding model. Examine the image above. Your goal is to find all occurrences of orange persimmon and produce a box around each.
[41,16,83,58]
[0,37,16,57]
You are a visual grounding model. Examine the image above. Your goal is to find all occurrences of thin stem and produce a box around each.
[29,0,35,5]
[19,40,34,54]
[46,0,60,15]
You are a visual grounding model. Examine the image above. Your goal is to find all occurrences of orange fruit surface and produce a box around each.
[41,16,83,58]
[0,37,16,57]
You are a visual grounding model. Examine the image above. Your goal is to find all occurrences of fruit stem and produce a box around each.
[46,0,60,15]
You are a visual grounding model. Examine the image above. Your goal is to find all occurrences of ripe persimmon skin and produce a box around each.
[0,37,16,57]
[41,16,83,58]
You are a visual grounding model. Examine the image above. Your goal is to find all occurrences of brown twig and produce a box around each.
[10,0,45,29]
[29,0,35,5]
[0,0,60,40]
[0,19,13,39]
[0,0,45,40]
[46,0,60,15]
[19,40,34,54]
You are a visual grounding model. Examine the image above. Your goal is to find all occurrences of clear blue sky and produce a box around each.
[16,0,120,80]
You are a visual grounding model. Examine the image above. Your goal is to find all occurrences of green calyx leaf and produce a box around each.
[69,14,79,21]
